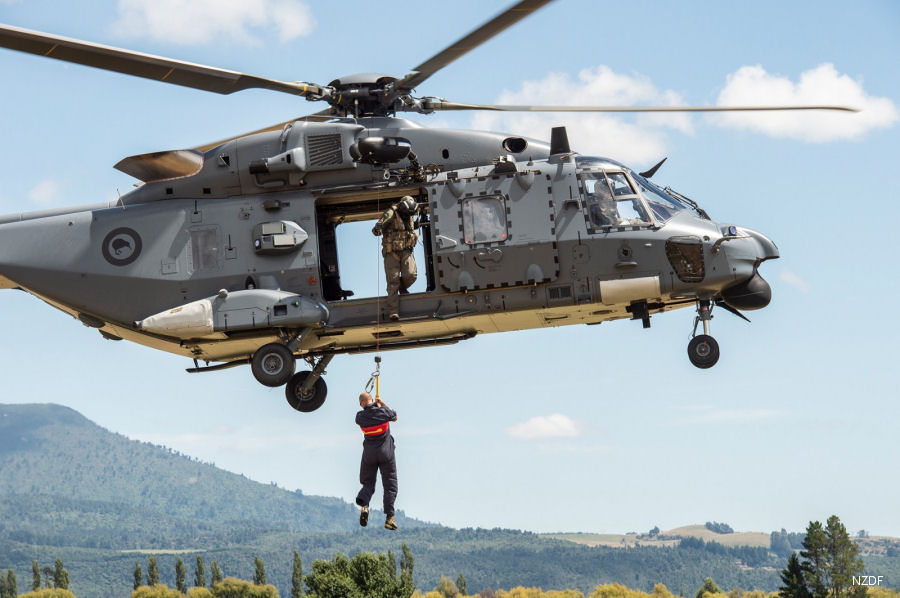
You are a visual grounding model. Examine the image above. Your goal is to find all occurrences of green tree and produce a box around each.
[148,556,160,587]
[824,515,865,598]
[194,557,206,589]
[210,562,223,586]
[802,521,829,598]
[696,577,722,598]
[135,563,144,591]
[291,551,303,598]
[6,569,16,598]
[253,557,266,586]
[780,553,813,598]
[32,561,40,592]
[457,574,467,596]
[1,571,8,598]
[304,550,413,598]
[176,558,187,593]
[434,576,460,597]
[53,559,69,590]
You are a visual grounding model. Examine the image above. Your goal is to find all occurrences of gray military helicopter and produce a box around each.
[0,1,853,413]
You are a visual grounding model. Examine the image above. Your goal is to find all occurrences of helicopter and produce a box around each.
[0,0,854,414]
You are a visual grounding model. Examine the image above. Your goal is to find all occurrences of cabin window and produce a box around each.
[462,195,507,245]
[190,228,219,270]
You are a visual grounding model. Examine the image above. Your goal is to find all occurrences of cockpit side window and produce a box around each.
[579,171,651,230]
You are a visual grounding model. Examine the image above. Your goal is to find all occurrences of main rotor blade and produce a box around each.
[193,110,335,152]
[396,0,555,94]
[0,23,324,98]
[421,100,860,113]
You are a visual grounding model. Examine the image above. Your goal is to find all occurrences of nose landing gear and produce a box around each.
[688,299,720,369]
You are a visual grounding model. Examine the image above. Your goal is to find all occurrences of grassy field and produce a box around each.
[545,525,770,549]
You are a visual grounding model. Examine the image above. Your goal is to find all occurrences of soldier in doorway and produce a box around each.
[372,196,419,320]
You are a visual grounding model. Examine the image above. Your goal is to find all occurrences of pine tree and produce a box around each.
[799,516,866,598]
[1,572,8,598]
[254,556,266,585]
[175,558,187,593]
[291,550,303,598]
[54,558,69,590]
[803,521,829,598]
[457,573,468,596]
[210,561,223,586]
[147,556,160,586]
[696,577,722,598]
[31,561,40,592]
[780,553,812,598]
[134,563,143,591]
[194,556,206,588]
[5,570,15,598]
[824,515,865,598]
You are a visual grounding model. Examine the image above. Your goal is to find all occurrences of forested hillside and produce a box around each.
[0,403,426,545]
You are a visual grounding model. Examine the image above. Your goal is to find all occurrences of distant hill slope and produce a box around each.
[0,402,426,547]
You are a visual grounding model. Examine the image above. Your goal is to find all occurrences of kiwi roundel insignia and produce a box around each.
[101,227,143,266]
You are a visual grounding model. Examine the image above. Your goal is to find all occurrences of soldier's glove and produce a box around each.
[372,223,383,236]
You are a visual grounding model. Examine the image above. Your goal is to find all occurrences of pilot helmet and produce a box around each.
[397,196,418,217]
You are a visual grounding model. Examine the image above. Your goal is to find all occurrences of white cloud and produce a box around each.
[506,413,582,440]
[28,179,61,206]
[780,269,811,293]
[112,0,315,46]
[713,63,898,141]
[470,66,692,165]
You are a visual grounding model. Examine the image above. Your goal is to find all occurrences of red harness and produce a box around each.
[360,422,390,437]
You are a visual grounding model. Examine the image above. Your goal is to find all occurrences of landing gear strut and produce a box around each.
[285,354,334,412]
[688,299,720,369]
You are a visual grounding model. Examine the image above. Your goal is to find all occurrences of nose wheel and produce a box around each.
[688,300,720,369]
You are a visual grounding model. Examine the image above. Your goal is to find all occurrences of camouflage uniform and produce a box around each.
[374,202,418,318]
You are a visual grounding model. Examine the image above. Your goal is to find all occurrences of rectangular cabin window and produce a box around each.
[461,195,508,245]
[191,228,219,270]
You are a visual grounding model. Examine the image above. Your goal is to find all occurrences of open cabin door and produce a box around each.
[427,171,559,292]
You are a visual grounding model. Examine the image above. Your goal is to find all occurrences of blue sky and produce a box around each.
[1,0,898,538]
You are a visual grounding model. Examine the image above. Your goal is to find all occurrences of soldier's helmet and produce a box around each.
[397,196,418,217]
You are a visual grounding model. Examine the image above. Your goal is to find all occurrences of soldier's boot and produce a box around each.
[359,505,369,527]
[389,313,400,321]
[384,515,398,531]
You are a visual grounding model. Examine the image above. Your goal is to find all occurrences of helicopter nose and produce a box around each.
[719,227,779,311]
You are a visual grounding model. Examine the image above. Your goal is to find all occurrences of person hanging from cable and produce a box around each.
[355,389,399,531]
[372,196,419,321]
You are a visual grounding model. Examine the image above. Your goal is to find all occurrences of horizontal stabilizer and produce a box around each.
[114,149,203,182]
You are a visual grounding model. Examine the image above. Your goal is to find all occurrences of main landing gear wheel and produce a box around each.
[285,371,328,412]
[687,334,720,369]
[251,343,296,387]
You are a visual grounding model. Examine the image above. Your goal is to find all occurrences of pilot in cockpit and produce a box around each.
[589,178,619,227]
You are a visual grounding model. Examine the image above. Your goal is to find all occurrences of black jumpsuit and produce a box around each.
[354,403,398,517]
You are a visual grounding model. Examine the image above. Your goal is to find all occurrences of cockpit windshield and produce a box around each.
[631,174,689,223]
[582,172,651,228]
